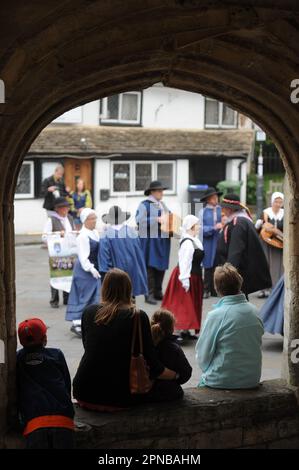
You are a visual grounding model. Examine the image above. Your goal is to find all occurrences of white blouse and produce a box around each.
[77,226,100,272]
[178,235,203,281]
[263,207,284,221]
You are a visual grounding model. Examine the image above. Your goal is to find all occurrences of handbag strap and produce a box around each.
[131,309,143,355]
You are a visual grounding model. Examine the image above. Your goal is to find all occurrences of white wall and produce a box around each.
[14,199,47,234]
[93,158,190,230]
[142,87,205,129]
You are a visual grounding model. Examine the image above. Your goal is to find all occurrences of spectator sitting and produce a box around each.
[149,309,192,401]
[195,263,264,389]
[16,318,74,449]
[73,268,177,409]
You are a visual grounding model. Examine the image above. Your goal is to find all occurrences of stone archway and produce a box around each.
[1,1,299,442]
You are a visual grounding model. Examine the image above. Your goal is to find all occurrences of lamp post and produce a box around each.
[256,130,266,218]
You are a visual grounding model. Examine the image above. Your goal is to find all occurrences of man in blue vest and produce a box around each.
[136,181,171,305]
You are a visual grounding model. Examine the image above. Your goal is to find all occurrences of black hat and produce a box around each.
[200,187,223,202]
[220,193,243,211]
[54,197,70,208]
[144,180,168,196]
[102,206,131,225]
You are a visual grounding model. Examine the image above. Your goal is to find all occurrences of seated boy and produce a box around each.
[17,318,75,448]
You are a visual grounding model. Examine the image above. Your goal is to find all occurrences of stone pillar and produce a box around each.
[0,200,16,445]
[283,174,299,389]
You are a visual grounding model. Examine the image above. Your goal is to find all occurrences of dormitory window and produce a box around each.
[205,98,237,128]
[111,161,176,195]
[15,161,34,199]
[101,92,142,125]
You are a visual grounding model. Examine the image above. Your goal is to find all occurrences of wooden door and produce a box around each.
[64,158,93,193]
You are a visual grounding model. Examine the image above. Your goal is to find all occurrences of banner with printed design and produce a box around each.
[47,232,78,293]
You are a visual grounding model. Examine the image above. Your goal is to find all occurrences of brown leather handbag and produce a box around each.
[130,310,153,394]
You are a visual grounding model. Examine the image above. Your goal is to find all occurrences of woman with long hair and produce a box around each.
[73,268,176,409]
[69,178,92,230]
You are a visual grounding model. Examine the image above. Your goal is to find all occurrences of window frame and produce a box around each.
[14,161,35,199]
[110,160,176,196]
[204,98,238,129]
[100,92,142,125]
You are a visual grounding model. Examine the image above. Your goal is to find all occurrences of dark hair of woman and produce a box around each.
[95,268,135,325]
[150,308,175,346]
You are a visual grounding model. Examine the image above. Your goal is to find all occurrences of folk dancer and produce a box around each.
[42,197,75,308]
[199,187,223,298]
[136,180,171,305]
[255,191,284,298]
[216,194,272,297]
[66,208,101,337]
[162,215,204,341]
[99,206,148,298]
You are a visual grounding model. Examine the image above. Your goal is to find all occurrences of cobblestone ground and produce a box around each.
[16,241,283,388]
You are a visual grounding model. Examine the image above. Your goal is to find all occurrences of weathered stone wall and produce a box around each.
[1,0,299,442]
[7,380,298,449]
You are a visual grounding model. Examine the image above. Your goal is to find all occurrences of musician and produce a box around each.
[216,194,272,297]
[255,192,284,298]
[162,215,204,340]
[42,197,75,308]
[199,187,223,298]
[136,180,171,305]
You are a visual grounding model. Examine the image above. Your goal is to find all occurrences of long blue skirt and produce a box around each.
[259,275,284,335]
[65,261,101,321]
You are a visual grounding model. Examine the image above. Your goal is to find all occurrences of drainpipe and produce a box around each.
[238,158,247,203]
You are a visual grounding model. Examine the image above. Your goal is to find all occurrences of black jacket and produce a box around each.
[16,347,74,427]
[73,305,165,406]
[149,335,192,402]
[42,175,69,210]
[216,216,272,294]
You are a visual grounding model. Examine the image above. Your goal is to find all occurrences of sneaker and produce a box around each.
[50,301,59,309]
[145,295,158,305]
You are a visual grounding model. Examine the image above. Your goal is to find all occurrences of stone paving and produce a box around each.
[15,238,283,388]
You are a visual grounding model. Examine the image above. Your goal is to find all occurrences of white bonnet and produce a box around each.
[80,208,97,224]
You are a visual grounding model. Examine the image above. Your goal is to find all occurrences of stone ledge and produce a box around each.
[74,379,299,449]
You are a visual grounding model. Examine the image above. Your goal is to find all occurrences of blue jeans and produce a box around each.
[26,428,74,449]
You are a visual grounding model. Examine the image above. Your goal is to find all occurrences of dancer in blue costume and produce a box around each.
[259,275,284,335]
[199,187,223,298]
[99,206,148,297]
[66,208,101,337]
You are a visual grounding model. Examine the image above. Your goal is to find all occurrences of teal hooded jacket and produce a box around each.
[196,294,264,389]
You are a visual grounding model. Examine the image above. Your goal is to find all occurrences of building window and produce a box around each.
[157,162,174,191]
[101,92,142,125]
[15,161,34,199]
[135,163,153,191]
[205,98,237,128]
[113,163,131,192]
[111,161,176,195]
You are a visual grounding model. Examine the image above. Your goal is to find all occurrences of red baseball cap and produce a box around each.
[18,318,47,347]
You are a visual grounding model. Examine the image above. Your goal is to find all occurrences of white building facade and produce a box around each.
[14,85,255,234]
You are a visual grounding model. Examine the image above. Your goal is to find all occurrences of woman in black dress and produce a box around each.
[73,268,176,409]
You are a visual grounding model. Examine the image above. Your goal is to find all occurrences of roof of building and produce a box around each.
[28,125,255,158]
